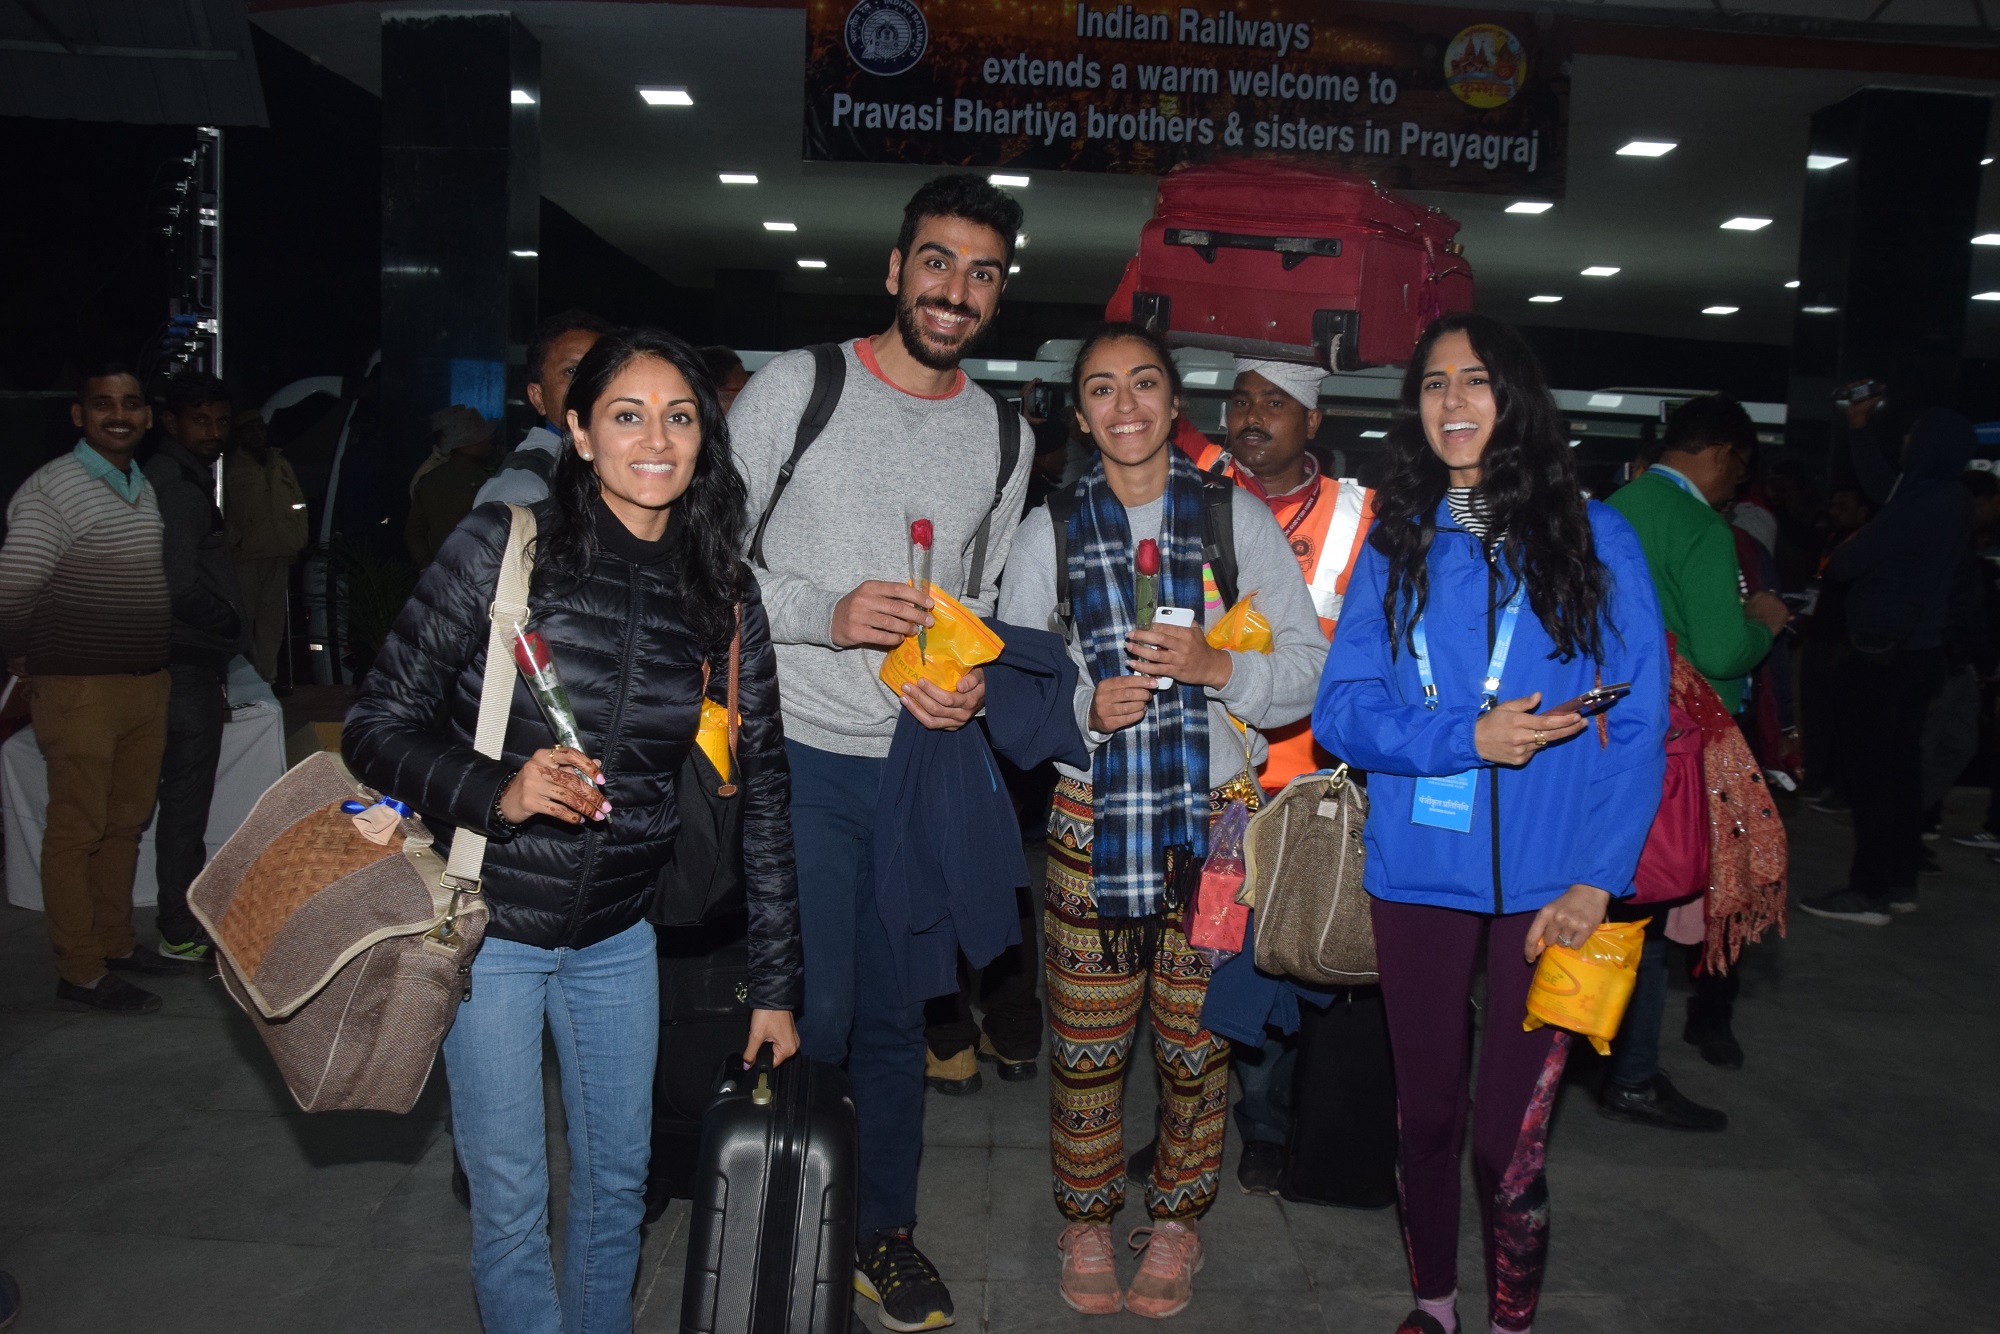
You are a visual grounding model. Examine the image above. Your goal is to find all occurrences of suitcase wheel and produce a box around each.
[1313,310,1362,373]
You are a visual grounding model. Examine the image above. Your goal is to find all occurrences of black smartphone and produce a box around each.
[1547,681,1631,717]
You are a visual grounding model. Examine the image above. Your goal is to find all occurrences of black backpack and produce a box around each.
[1045,465,1239,634]
[747,343,1022,603]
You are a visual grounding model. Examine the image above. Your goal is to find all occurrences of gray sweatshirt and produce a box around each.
[730,340,1032,757]
[995,487,1327,789]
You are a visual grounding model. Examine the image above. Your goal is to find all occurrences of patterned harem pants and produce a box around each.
[1043,774,1235,1223]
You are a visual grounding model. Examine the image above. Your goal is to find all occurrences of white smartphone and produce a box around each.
[1147,606,1198,688]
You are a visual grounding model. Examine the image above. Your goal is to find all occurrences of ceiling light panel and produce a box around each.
[763,221,797,232]
[510,249,537,257]
[718,173,758,185]
[1703,305,1739,315]
[1581,266,1621,277]
[1975,291,2000,301]
[1528,295,1563,303]
[797,259,827,269]
[510,89,536,105]
[1506,201,1554,214]
[1785,280,1800,288]
[1721,217,1773,231]
[1806,155,1847,170]
[1016,233,1029,247]
[989,174,1030,187]
[638,87,693,106]
[1616,139,1677,157]
[1802,305,1837,314]
[1974,234,2000,246]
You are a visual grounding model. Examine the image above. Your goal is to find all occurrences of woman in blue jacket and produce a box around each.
[1314,314,1667,1334]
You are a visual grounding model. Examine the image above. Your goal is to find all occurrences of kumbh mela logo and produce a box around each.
[1444,24,1526,109]
[845,0,929,77]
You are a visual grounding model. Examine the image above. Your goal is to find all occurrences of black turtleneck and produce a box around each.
[591,493,682,565]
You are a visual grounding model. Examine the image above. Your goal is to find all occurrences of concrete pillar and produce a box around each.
[374,11,539,536]
[1787,88,1991,462]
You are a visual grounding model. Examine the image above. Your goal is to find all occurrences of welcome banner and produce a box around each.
[804,0,1571,196]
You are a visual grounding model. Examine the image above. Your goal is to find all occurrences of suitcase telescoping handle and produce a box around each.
[746,1041,777,1106]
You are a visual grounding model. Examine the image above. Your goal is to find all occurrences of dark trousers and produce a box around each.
[1798,638,1842,795]
[155,662,227,942]
[1837,646,1946,904]
[922,883,1042,1061]
[1371,899,1569,1331]
[786,741,927,1239]
[1609,917,1741,1088]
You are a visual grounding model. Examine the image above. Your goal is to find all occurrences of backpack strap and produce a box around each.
[499,447,555,483]
[961,387,1022,602]
[749,342,845,570]
[1046,483,1082,635]
[1201,476,1239,610]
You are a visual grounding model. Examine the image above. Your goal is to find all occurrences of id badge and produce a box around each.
[1411,771,1478,833]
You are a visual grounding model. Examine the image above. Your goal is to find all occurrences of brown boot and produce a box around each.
[923,1045,982,1095]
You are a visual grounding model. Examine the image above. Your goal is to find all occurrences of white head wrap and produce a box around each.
[1232,358,1326,410]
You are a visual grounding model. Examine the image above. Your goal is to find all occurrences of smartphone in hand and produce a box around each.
[1147,606,1197,689]
[1546,681,1631,717]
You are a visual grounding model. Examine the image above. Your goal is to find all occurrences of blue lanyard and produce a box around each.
[1411,585,1527,715]
[1649,465,1706,504]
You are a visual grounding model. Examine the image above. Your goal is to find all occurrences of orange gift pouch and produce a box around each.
[1205,593,1273,654]
[878,583,1005,695]
[694,699,732,783]
[1522,918,1649,1055]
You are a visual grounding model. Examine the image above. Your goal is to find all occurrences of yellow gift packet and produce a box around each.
[1522,918,1649,1056]
[878,583,1005,695]
[1206,593,1273,654]
[694,698,732,784]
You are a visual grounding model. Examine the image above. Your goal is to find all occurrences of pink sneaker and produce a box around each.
[1057,1222,1123,1315]
[1124,1220,1203,1318]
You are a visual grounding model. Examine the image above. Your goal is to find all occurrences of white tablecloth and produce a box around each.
[4,658,289,910]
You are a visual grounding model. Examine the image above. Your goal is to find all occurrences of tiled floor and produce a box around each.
[1,793,1992,1333]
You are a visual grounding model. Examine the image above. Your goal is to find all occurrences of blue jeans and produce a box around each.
[1231,1030,1295,1146]
[1608,928,1667,1088]
[787,741,927,1238]
[443,919,658,1334]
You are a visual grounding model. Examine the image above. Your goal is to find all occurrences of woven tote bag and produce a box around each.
[1240,766,1378,986]
[189,504,535,1113]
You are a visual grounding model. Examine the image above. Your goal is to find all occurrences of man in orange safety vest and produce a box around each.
[1184,358,1375,790]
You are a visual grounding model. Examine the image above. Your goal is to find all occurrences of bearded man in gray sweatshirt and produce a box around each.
[729,174,1030,1333]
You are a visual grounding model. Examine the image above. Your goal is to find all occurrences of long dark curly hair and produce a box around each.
[538,327,747,649]
[1371,313,1610,663]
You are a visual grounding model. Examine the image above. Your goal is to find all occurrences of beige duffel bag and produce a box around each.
[188,505,533,1112]
[1239,766,1378,987]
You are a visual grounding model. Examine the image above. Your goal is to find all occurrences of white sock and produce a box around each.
[1416,1291,1457,1333]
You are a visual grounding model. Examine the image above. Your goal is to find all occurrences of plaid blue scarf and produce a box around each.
[1066,450,1211,918]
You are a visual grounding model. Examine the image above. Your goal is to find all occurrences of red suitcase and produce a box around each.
[1107,159,1474,371]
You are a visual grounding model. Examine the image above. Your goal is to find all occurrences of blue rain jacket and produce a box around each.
[1313,500,1669,916]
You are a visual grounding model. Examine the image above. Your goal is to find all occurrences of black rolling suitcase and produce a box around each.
[1280,986,1399,1210]
[649,914,755,1218]
[679,1047,858,1334]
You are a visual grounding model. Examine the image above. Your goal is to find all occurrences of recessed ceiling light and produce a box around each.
[1009,265,1020,274]
[1506,201,1554,214]
[1806,154,1847,170]
[1974,234,2000,246]
[1720,217,1773,231]
[1703,305,1739,315]
[1359,430,1387,439]
[989,173,1030,187]
[1975,291,2000,301]
[510,89,536,105]
[1016,233,1029,247]
[1802,305,1838,314]
[763,221,797,232]
[796,259,827,269]
[1581,266,1621,277]
[510,249,537,258]
[1616,139,1677,157]
[1985,158,1995,166]
[1528,295,1563,303]
[638,87,693,107]
[1785,280,1800,289]
[718,173,758,185]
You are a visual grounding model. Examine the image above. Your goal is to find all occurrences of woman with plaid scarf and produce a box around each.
[995,323,1326,1319]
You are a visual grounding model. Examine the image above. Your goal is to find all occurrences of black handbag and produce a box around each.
[651,607,745,927]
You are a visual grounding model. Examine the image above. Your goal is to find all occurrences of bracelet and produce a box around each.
[490,767,525,837]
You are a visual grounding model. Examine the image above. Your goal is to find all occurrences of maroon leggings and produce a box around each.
[1371,898,1571,1333]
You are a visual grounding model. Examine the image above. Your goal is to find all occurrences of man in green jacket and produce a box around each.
[1601,396,1790,1132]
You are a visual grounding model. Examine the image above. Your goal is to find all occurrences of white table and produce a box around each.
[4,657,289,910]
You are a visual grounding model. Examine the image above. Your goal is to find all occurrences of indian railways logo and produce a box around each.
[1444,24,1526,109]
[845,0,929,77]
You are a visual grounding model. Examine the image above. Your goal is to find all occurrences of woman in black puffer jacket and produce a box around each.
[344,328,800,1334]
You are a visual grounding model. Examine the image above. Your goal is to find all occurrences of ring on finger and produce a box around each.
[1533,730,1546,747]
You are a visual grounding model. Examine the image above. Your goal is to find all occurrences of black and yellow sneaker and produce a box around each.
[854,1228,954,1331]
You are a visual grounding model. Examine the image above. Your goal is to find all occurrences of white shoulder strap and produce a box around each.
[443,503,536,887]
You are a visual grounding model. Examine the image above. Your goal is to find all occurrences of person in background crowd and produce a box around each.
[1950,471,2000,856]
[1797,486,1873,811]
[0,1268,17,1329]
[346,329,802,1334]
[1913,470,1993,856]
[223,409,309,684]
[700,345,751,415]
[1315,313,1668,1334]
[997,323,1326,1318]
[0,364,179,1014]
[477,310,614,510]
[406,404,496,567]
[1604,395,1784,1112]
[1802,404,1976,925]
[728,173,1031,1333]
[144,371,247,962]
[1181,356,1375,1193]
